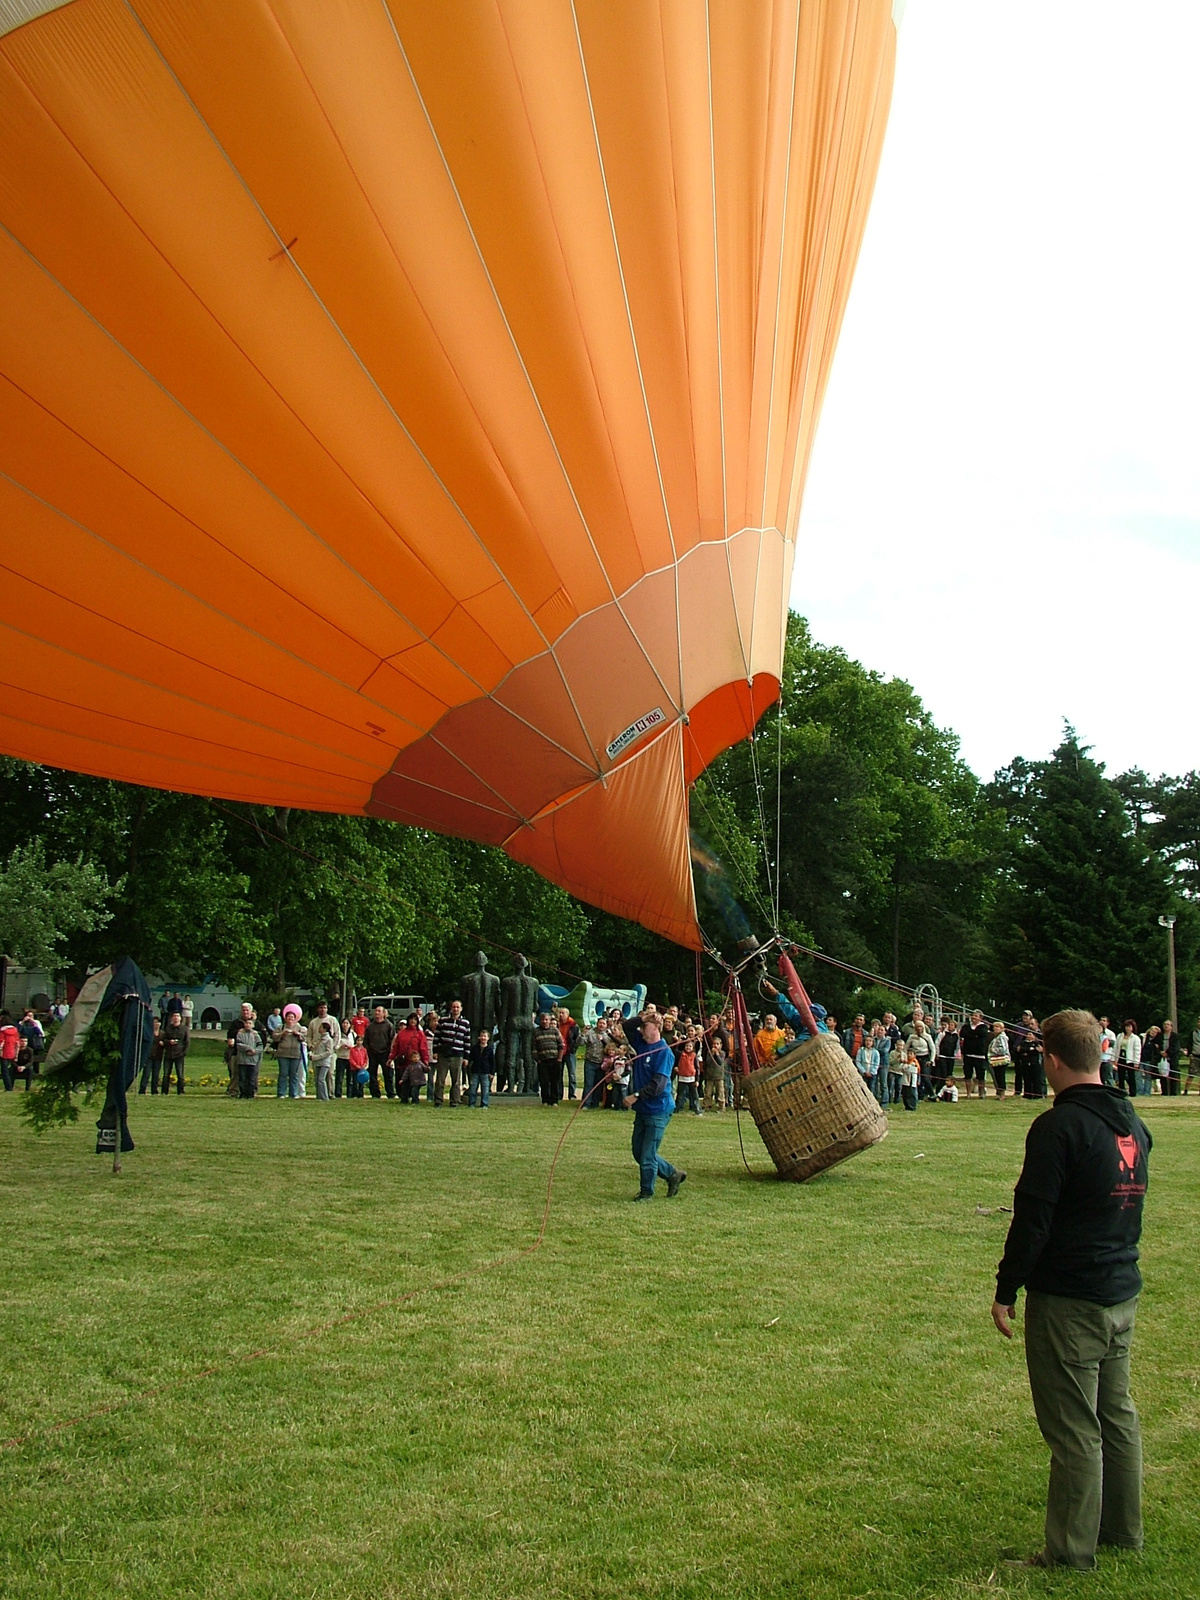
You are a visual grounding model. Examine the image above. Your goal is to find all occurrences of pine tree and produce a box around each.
[987,731,1189,1022]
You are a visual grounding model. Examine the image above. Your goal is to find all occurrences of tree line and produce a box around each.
[0,611,1192,1025]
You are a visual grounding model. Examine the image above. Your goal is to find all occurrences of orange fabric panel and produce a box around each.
[683,676,781,787]
[0,636,373,809]
[0,0,896,948]
[505,722,701,950]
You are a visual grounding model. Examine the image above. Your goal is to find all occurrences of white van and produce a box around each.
[358,992,425,1020]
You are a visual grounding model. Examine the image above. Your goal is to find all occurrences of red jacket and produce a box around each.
[388,1023,430,1065]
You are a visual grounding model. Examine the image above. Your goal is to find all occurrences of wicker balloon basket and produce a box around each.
[744,1031,888,1182]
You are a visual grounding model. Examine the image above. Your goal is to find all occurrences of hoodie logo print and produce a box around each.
[1112,1131,1146,1207]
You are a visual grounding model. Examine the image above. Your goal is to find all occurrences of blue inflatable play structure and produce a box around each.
[536,980,647,1025]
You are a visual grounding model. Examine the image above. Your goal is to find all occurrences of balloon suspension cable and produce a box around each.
[717,967,760,1176]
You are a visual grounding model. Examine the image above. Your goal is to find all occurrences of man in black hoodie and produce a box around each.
[992,1009,1151,1571]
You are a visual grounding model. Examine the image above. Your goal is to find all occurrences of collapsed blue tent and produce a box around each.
[44,959,154,1156]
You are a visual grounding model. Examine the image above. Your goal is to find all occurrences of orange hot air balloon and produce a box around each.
[0,0,897,949]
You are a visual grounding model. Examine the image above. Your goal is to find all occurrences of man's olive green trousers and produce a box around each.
[1024,1290,1143,1569]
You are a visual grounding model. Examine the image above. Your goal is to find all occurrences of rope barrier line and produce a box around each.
[1,1077,613,1454]
[781,939,1020,1028]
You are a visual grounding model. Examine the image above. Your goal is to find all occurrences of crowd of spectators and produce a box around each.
[1,987,1194,1108]
[835,1007,1192,1107]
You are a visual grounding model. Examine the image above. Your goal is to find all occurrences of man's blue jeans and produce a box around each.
[631,1111,677,1196]
[582,1060,600,1106]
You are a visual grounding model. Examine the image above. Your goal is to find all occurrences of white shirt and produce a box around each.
[1115,1032,1141,1066]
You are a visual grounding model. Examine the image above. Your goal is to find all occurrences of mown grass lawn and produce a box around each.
[1,1085,1196,1600]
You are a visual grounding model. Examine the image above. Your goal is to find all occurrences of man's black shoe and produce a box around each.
[667,1171,687,1198]
[629,1193,654,1202]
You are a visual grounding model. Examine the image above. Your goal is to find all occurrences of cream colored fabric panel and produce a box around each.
[0,0,73,42]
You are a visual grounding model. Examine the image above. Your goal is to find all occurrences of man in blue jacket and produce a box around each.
[759,978,828,1042]
[622,1011,685,1201]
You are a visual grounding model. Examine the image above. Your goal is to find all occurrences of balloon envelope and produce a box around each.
[0,0,896,947]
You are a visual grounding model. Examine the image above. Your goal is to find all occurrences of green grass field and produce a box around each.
[2,1084,1196,1599]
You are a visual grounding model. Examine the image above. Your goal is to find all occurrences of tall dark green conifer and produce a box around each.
[987,732,1190,1022]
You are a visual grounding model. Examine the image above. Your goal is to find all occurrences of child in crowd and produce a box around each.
[399,1050,428,1104]
[987,1020,1011,1098]
[855,1032,881,1097]
[334,1019,354,1099]
[606,1044,630,1109]
[596,1040,621,1107]
[703,1034,727,1111]
[234,1015,264,1099]
[937,1076,959,1102]
[674,1033,701,1114]
[887,1041,905,1107]
[468,1029,495,1108]
[347,1038,368,1100]
[897,1043,919,1111]
[310,1019,338,1100]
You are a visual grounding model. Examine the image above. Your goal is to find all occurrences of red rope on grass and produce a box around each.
[2,1078,613,1453]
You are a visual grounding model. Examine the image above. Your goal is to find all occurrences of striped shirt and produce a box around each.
[434,1014,472,1057]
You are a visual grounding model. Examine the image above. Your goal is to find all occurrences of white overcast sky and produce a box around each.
[796,0,1199,783]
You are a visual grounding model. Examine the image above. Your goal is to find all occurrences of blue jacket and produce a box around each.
[623,1019,675,1115]
[772,990,827,1042]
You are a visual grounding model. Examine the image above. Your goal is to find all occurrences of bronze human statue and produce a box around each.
[499,953,539,1094]
[460,951,501,1037]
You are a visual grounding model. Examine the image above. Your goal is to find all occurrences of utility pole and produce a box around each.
[1158,915,1178,1030]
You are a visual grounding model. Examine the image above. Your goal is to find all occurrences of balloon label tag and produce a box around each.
[606,708,666,761]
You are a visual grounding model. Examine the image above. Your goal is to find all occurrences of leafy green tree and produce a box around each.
[220,807,422,997]
[985,732,1195,1022]
[699,614,996,1015]
[427,843,591,994]
[0,763,265,985]
[0,838,114,967]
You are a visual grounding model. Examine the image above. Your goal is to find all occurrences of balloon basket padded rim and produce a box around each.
[744,1031,888,1182]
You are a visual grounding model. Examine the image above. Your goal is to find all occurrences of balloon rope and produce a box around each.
[725,974,758,1176]
[774,691,784,929]
[689,784,776,934]
[745,713,776,922]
